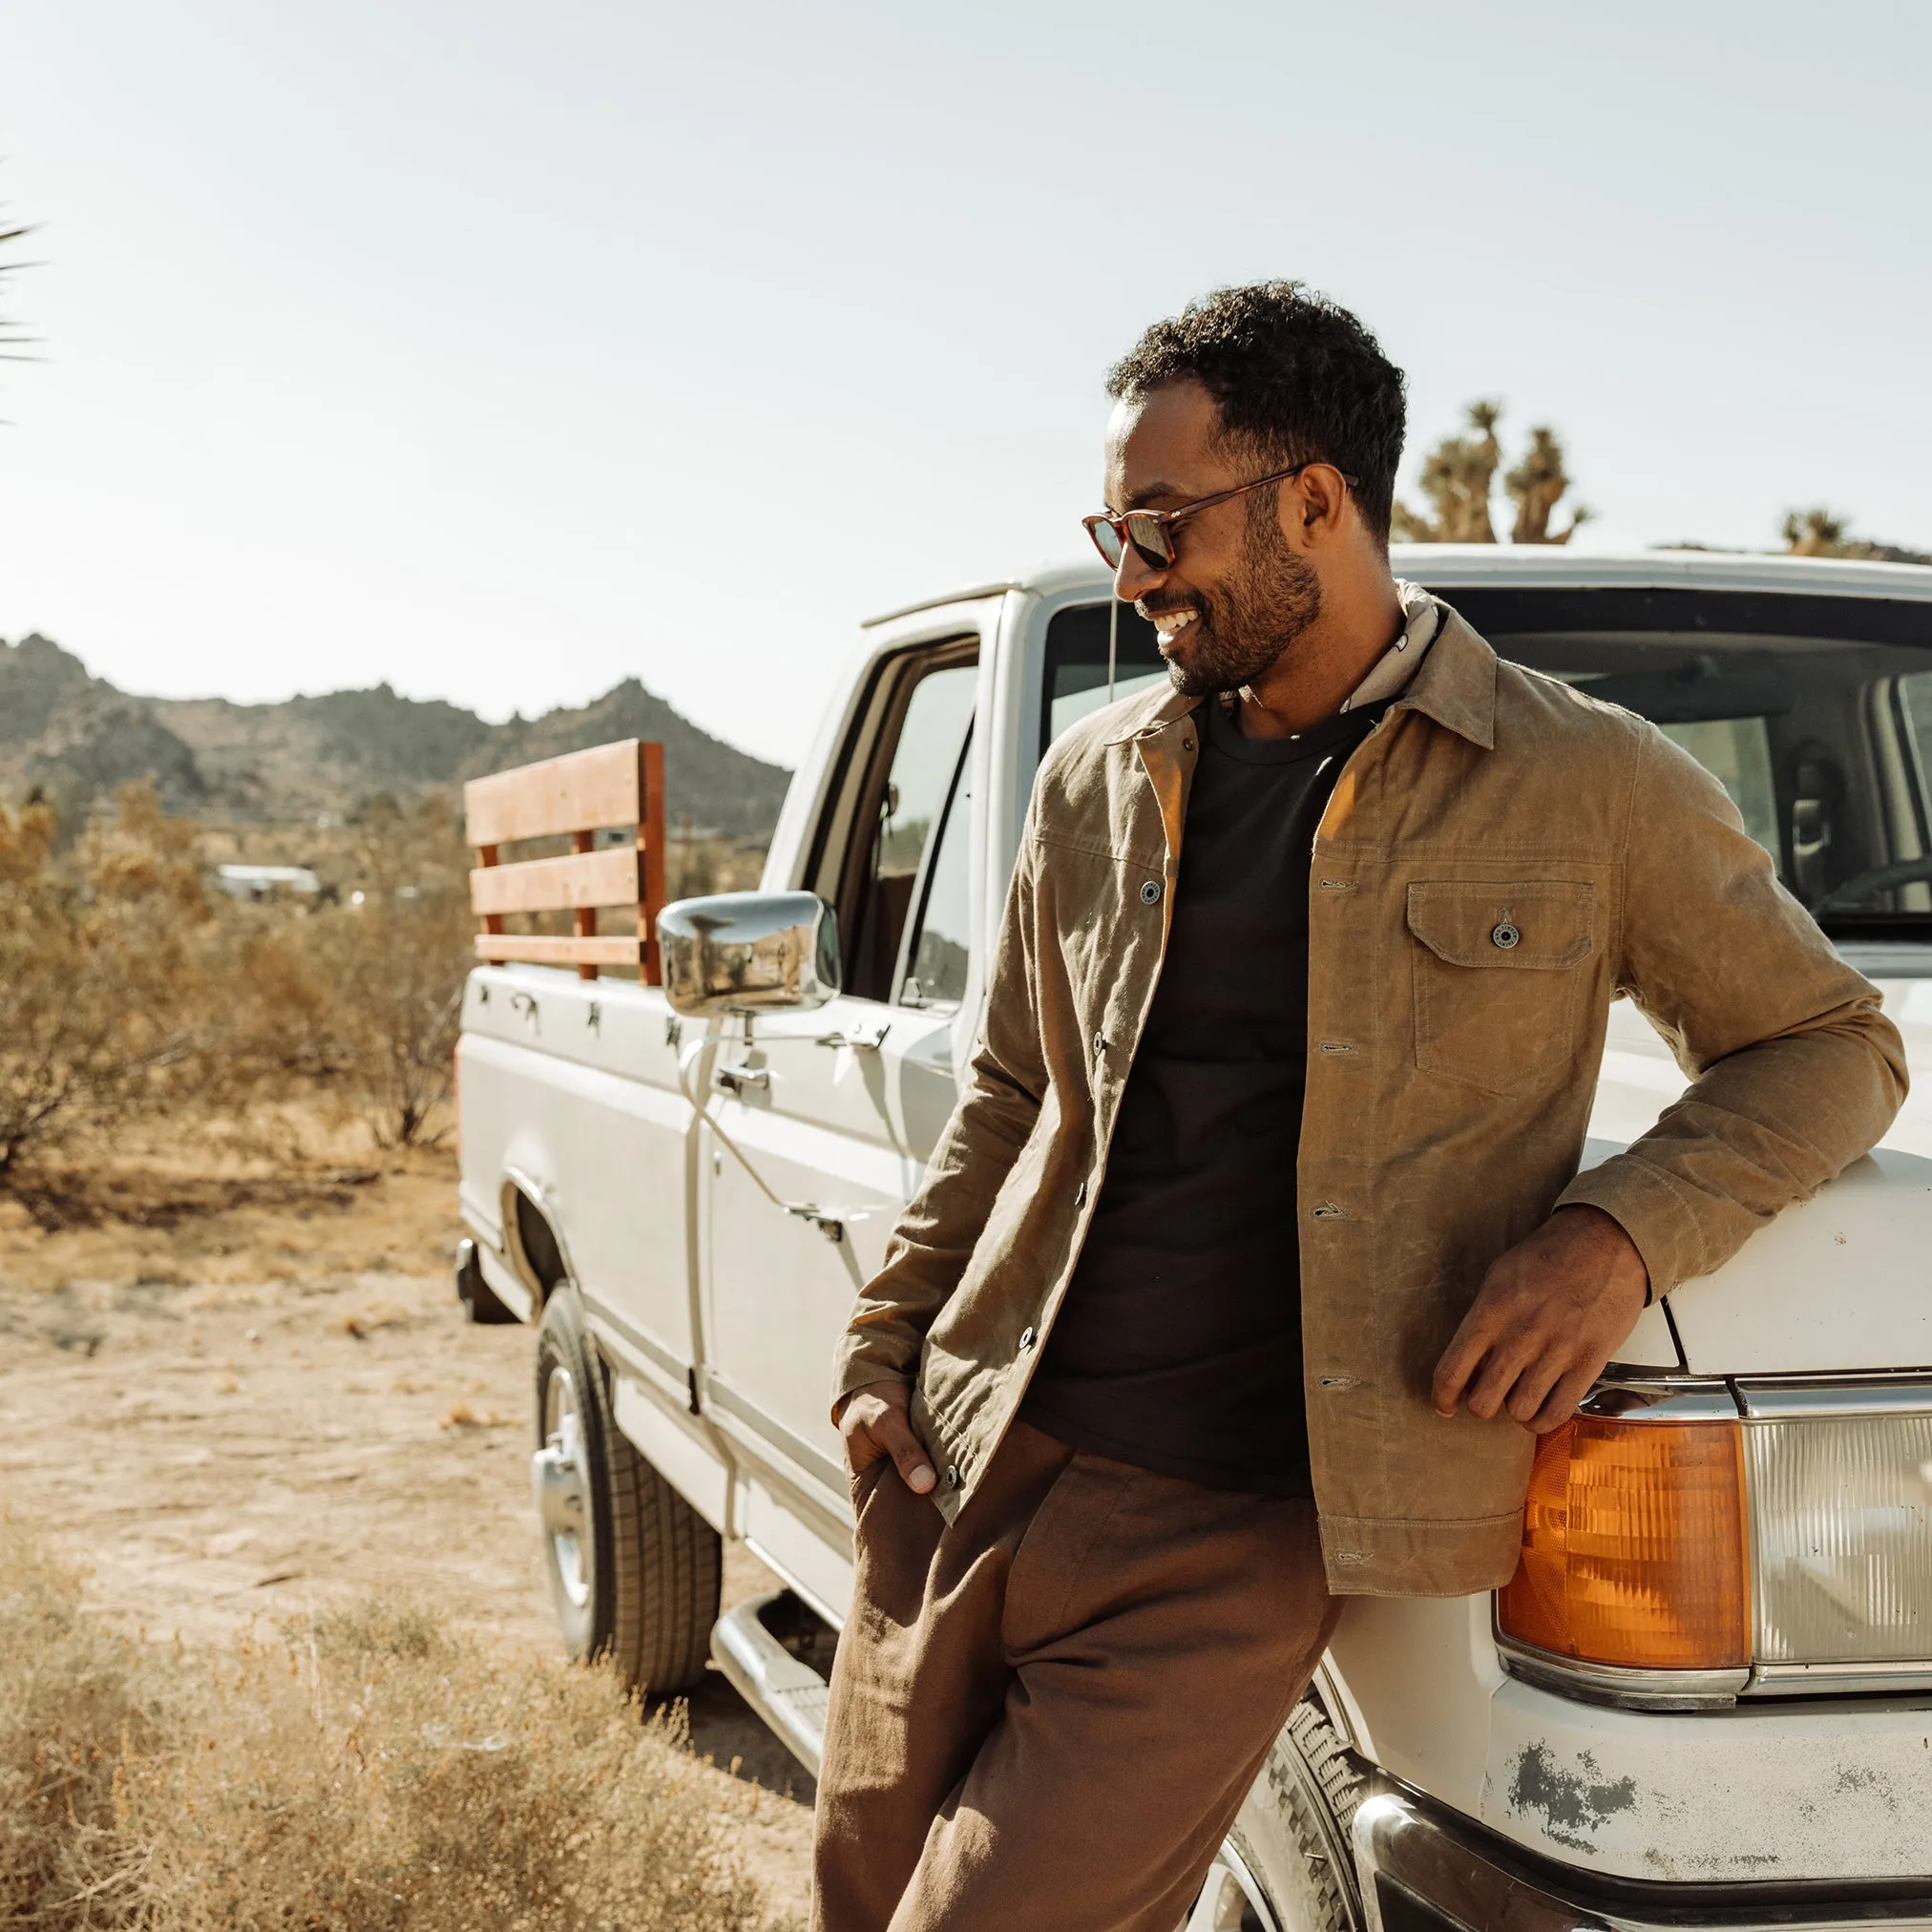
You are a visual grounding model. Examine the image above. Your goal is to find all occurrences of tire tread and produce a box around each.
[536,1287,721,1696]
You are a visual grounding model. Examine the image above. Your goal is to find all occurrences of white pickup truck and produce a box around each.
[456,547,1932,1932]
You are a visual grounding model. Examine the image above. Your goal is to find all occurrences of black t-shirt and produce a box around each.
[1020,694,1387,1497]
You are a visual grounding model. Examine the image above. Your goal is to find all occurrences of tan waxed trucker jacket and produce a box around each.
[831,596,1908,1597]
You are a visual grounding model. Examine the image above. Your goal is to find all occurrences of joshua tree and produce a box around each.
[1781,509,1930,566]
[1394,401,1588,545]
[0,181,39,409]
[1506,426,1592,545]
[1393,401,1503,543]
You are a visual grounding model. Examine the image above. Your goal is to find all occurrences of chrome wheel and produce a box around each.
[1184,1839,1278,1931]
[533,1365,591,1610]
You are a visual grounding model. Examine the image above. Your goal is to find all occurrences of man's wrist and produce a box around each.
[832,1376,912,1427]
[1553,1202,1654,1305]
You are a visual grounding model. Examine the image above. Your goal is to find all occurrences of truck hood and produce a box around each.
[1585,979,1932,1376]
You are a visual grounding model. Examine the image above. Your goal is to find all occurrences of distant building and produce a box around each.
[215,863,323,902]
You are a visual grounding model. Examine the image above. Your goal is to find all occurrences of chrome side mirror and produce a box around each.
[657,891,842,1020]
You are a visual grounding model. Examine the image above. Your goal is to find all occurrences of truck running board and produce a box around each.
[710,1591,830,1777]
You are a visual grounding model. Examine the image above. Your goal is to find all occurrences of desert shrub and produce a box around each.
[0,788,209,1175]
[0,1521,779,1932]
[212,793,474,1149]
[0,1523,169,1925]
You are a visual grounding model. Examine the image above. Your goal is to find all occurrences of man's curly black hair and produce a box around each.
[1106,281,1408,546]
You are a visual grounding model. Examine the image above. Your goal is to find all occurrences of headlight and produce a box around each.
[1743,1389,1932,1670]
[1498,1380,1932,1705]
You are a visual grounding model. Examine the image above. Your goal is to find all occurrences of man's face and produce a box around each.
[1102,378,1322,698]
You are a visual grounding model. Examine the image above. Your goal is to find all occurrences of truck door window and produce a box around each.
[841,656,976,1002]
[899,728,973,1009]
[1657,718,1783,869]
[1040,601,1166,756]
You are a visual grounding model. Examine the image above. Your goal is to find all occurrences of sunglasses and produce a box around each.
[1082,461,1359,573]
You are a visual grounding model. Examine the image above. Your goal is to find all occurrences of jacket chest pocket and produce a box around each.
[1406,880,1597,1097]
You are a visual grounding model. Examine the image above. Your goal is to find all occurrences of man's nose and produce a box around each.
[1113,541,1165,606]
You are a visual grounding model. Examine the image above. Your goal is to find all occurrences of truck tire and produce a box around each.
[1190,1696,1367,1931]
[532,1286,721,1694]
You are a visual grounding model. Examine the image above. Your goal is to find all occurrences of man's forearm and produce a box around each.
[830,814,1048,1415]
[1560,993,1905,1296]
[831,1051,1039,1407]
[1570,726,1909,1299]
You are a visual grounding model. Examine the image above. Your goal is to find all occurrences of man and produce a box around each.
[811,283,1906,1932]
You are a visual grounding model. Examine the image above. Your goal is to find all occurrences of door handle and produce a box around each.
[715,1064,769,1098]
[814,1023,890,1052]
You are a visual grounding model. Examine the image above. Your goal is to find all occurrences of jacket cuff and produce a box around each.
[1556,1156,1711,1301]
[830,1342,915,1422]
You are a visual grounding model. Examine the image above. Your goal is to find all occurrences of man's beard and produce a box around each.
[1147,497,1323,698]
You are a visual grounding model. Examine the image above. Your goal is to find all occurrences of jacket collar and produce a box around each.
[1389,600,1497,750]
[1097,593,1499,751]
[1103,681,1200,746]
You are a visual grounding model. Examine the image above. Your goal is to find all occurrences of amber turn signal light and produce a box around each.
[1499,1416,1750,1670]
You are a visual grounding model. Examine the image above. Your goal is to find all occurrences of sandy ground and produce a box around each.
[0,1124,816,1924]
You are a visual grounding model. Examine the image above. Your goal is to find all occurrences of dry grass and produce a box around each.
[0,1521,786,1931]
[0,1107,458,1297]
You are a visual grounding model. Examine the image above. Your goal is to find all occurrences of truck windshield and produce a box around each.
[1040,586,1932,939]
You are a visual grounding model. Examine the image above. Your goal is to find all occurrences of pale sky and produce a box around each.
[3,1,1928,766]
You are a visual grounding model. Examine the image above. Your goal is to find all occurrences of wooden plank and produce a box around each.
[470,847,641,916]
[572,831,598,981]
[640,742,665,987]
[477,844,505,935]
[474,934,644,968]
[464,740,644,849]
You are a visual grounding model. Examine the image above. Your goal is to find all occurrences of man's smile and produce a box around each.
[1136,600,1200,645]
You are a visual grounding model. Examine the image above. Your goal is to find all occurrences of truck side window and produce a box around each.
[1040,601,1166,758]
[900,728,972,1010]
[840,656,976,1002]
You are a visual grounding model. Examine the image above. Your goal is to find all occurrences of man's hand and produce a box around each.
[836,1379,937,1495]
[1433,1206,1650,1434]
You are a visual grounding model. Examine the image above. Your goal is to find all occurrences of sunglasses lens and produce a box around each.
[1085,517,1124,569]
[1124,513,1171,570]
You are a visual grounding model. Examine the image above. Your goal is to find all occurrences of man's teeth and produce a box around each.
[1154,610,1197,638]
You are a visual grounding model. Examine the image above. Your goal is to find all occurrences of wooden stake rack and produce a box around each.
[464,739,665,983]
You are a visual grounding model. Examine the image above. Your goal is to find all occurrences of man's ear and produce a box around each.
[1290,463,1353,547]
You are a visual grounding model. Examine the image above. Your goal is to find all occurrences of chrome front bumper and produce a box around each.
[1354,1784,1932,1932]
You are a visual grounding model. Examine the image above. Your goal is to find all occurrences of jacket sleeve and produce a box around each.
[1557,721,1908,1294]
[830,802,1050,1413]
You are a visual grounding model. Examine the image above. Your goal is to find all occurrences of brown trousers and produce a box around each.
[811,1421,1339,1932]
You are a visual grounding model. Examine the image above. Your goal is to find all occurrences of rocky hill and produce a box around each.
[0,635,792,836]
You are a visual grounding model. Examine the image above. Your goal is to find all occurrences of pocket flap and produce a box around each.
[1406,880,1596,970]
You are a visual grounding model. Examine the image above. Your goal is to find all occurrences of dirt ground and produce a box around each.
[0,1117,816,1924]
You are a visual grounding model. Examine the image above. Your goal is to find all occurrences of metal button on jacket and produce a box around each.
[1491,916,1521,950]
[1018,1326,1037,1352]
[1140,878,1163,905]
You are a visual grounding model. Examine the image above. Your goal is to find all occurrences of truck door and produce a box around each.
[699,636,980,1553]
